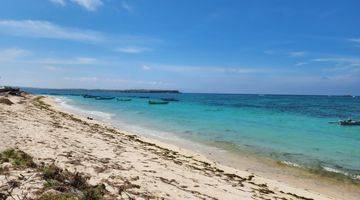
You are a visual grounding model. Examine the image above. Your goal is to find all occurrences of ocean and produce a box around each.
[25,88,360,182]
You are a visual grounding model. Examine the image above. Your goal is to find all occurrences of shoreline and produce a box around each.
[54,96,360,186]
[51,95,360,200]
[1,94,358,199]
[50,95,360,199]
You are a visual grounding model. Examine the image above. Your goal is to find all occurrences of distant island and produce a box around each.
[118,89,180,93]
[18,87,181,94]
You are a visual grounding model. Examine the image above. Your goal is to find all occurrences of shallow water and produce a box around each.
[26,88,360,181]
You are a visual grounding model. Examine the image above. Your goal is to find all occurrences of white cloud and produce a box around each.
[37,57,97,65]
[348,38,360,44]
[0,48,29,62]
[76,57,97,64]
[314,56,360,73]
[294,62,307,66]
[64,76,99,82]
[313,57,360,65]
[49,0,103,11]
[150,64,272,75]
[265,49,307,58]
[348,38,360,47]
[63,76,164,87]
[141,65,151,70]
[116,46,150,54]
[0,20,104,43]
[289,51,306,57]
[71,0,103,11]
[43,65,62,71]
[49,0,66,6]
[121,1,133,13]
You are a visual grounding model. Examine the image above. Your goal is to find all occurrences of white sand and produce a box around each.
[0,94,357,199]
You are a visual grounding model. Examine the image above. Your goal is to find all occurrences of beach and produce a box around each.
[0,93,359,199]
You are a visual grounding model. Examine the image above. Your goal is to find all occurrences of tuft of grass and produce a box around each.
[37,192,79,200]
[44,179,61,189]
[0,149,107,199]
[41,164,106,199]
[0,149,36,168]
[82,184,106,200]
[42,164,64,181]
[69,172,88,190]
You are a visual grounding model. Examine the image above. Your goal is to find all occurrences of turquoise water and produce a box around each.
[26,89,360,181]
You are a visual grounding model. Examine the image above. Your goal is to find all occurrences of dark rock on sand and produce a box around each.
[0,87,28,97]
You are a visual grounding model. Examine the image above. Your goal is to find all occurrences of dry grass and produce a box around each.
[0,149,107,200]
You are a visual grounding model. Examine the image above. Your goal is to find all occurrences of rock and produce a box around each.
[0,87,28,97]
[0,98,14,105]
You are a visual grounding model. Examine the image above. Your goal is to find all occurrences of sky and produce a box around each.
[0,0,359,95]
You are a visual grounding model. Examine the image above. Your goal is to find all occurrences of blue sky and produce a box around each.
[0,0,359,94]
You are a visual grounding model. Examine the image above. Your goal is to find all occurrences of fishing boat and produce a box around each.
[339,119,360,126]
[161,98,179,102]
[83,94,98,98]
[148,100,169,105]
[95,97,115,100]
[117,98,132,102]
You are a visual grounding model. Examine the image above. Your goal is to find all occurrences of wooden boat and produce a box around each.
[148,100,169,105]
[95,97,115,100]
[161,98,179,102]
[339,119,360,126]
[83,94,98,98]
[117,98,132,102]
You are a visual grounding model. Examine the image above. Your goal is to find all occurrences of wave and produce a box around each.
[280,161,302,168]
[321,166,360,181]
[280,159,360,182]
[52,96,114,120]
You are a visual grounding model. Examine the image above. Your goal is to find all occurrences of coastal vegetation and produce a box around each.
[0,149,107,200]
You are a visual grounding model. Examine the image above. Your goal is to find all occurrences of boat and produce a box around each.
[95,97,115,100]
[148,100,169,105]
[339,95,354,98]
[117,98,132,102]
[161,98,179,102]
[339,119,360,126]
[83,94,98,98]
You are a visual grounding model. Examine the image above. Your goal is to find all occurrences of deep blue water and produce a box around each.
[25,88,360,181]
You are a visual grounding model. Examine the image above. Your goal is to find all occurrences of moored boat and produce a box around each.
[95,97,115,100]
[148,100,169,105]
[339,119,360,126]
[161,98,179,102]
[83,94,98,98]
[117,98,132,101]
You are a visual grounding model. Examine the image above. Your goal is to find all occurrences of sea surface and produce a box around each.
[25,88,360,181]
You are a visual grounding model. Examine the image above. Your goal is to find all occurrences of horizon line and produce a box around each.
[14,86,360,97]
